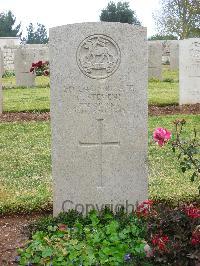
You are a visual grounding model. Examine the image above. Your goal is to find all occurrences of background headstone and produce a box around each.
[14,48,36,87]
[179,38,200,105]
[148,41,162,80]
[0,49,3,113]
[14,47,49,87]
[170,41,179,70]
[50,22,148,216]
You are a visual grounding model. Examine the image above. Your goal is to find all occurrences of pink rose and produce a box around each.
[153,128,172,147]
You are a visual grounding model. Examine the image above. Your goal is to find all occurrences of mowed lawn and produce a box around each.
[0,114,199,214]
[3,76,50,112]
[2,67,179,112]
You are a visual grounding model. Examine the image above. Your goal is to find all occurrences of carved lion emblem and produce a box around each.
[77,34,120,79]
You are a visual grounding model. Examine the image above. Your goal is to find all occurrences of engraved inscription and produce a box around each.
[185,64,200,77]
[63,84,136,114]
[79,119,120,187]
[76,34,121,79]
[190,41,200,63]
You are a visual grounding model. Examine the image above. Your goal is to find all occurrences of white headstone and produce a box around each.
[14,48,35,87]
[170,41,179,70]
[50,23,148,216]
[179,38,200,105]
[148,41,162,80]
[14,47,49,87]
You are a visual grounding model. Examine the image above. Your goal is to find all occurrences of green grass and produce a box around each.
[3,76,50,112]
[0,122,52,213]
[2,67,179,112]
[2,75,49,88]
[148,67,179,106]
[0,114,199,214]
[3,87,50,112]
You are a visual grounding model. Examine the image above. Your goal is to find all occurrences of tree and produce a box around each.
[25,23,48,44]
[148,34,178,40]
[100,1,141,25]
[153,0,200,39]
[0,10,21,37]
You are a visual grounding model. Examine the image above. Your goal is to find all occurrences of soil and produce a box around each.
[0,112,50,123]
[0,104,200,123]
[0,213,49,266]
[149,103,200,116]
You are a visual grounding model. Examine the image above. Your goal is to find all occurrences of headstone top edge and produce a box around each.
[49,22,146,34]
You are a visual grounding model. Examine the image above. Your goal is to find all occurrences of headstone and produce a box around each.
[14,47,49,87]
[179,38,200,105]
[0,49,3,113]
[170,41,179,70]
[14,48,35,87]
[33,47,49,63]
[148,41,162,80]
[161,40,171,64]
[50,22,148,216]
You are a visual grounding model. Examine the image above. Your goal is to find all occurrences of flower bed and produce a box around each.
[18,202,200,266]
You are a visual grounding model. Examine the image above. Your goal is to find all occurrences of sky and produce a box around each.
[0,0,160,37]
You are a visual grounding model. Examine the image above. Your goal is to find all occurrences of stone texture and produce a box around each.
[148,41,162,80]
[0,49,3,113]
[14,46,49,87]
[50,22,148,216]
[14,48,36,87]
[3,44,49,72]
[170,41,179,70]
[179,38,200,105]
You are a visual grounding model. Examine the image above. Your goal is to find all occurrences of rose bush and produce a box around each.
[30,60,49,76]
[153,119,200,193]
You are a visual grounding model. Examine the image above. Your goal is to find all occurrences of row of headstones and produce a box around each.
[13,42,176,87]
[148,39,200,104]
[0,41,182,87]
[148,40,179,80]
[0,34,199,113]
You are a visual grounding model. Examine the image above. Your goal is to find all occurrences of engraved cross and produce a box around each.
[79,119,120,187]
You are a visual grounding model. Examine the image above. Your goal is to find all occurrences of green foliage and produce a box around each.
[19,210,147,265]
[148,34,178,40]
[21,204,200,265]
[149,115,200,202]
[0,10,21,37]
[153,0,200,39]
[145,202,200,265]
[172,119,200,192]
[24,23,48,44]
[100,1,141,25]
[162,78,174,83]
[2,70,15,78]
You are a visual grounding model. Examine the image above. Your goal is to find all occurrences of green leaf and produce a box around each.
[190,172,197,182]
[42,247,53,258]
[181,167,186,173]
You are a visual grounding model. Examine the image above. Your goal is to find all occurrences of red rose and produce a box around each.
[191,236,200,245]
[44,70,49,76]
[37,60,43,67]
[185,205,200,219]
[152,234,169,251]
[30,67,34,72]
[136,200,154,217]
